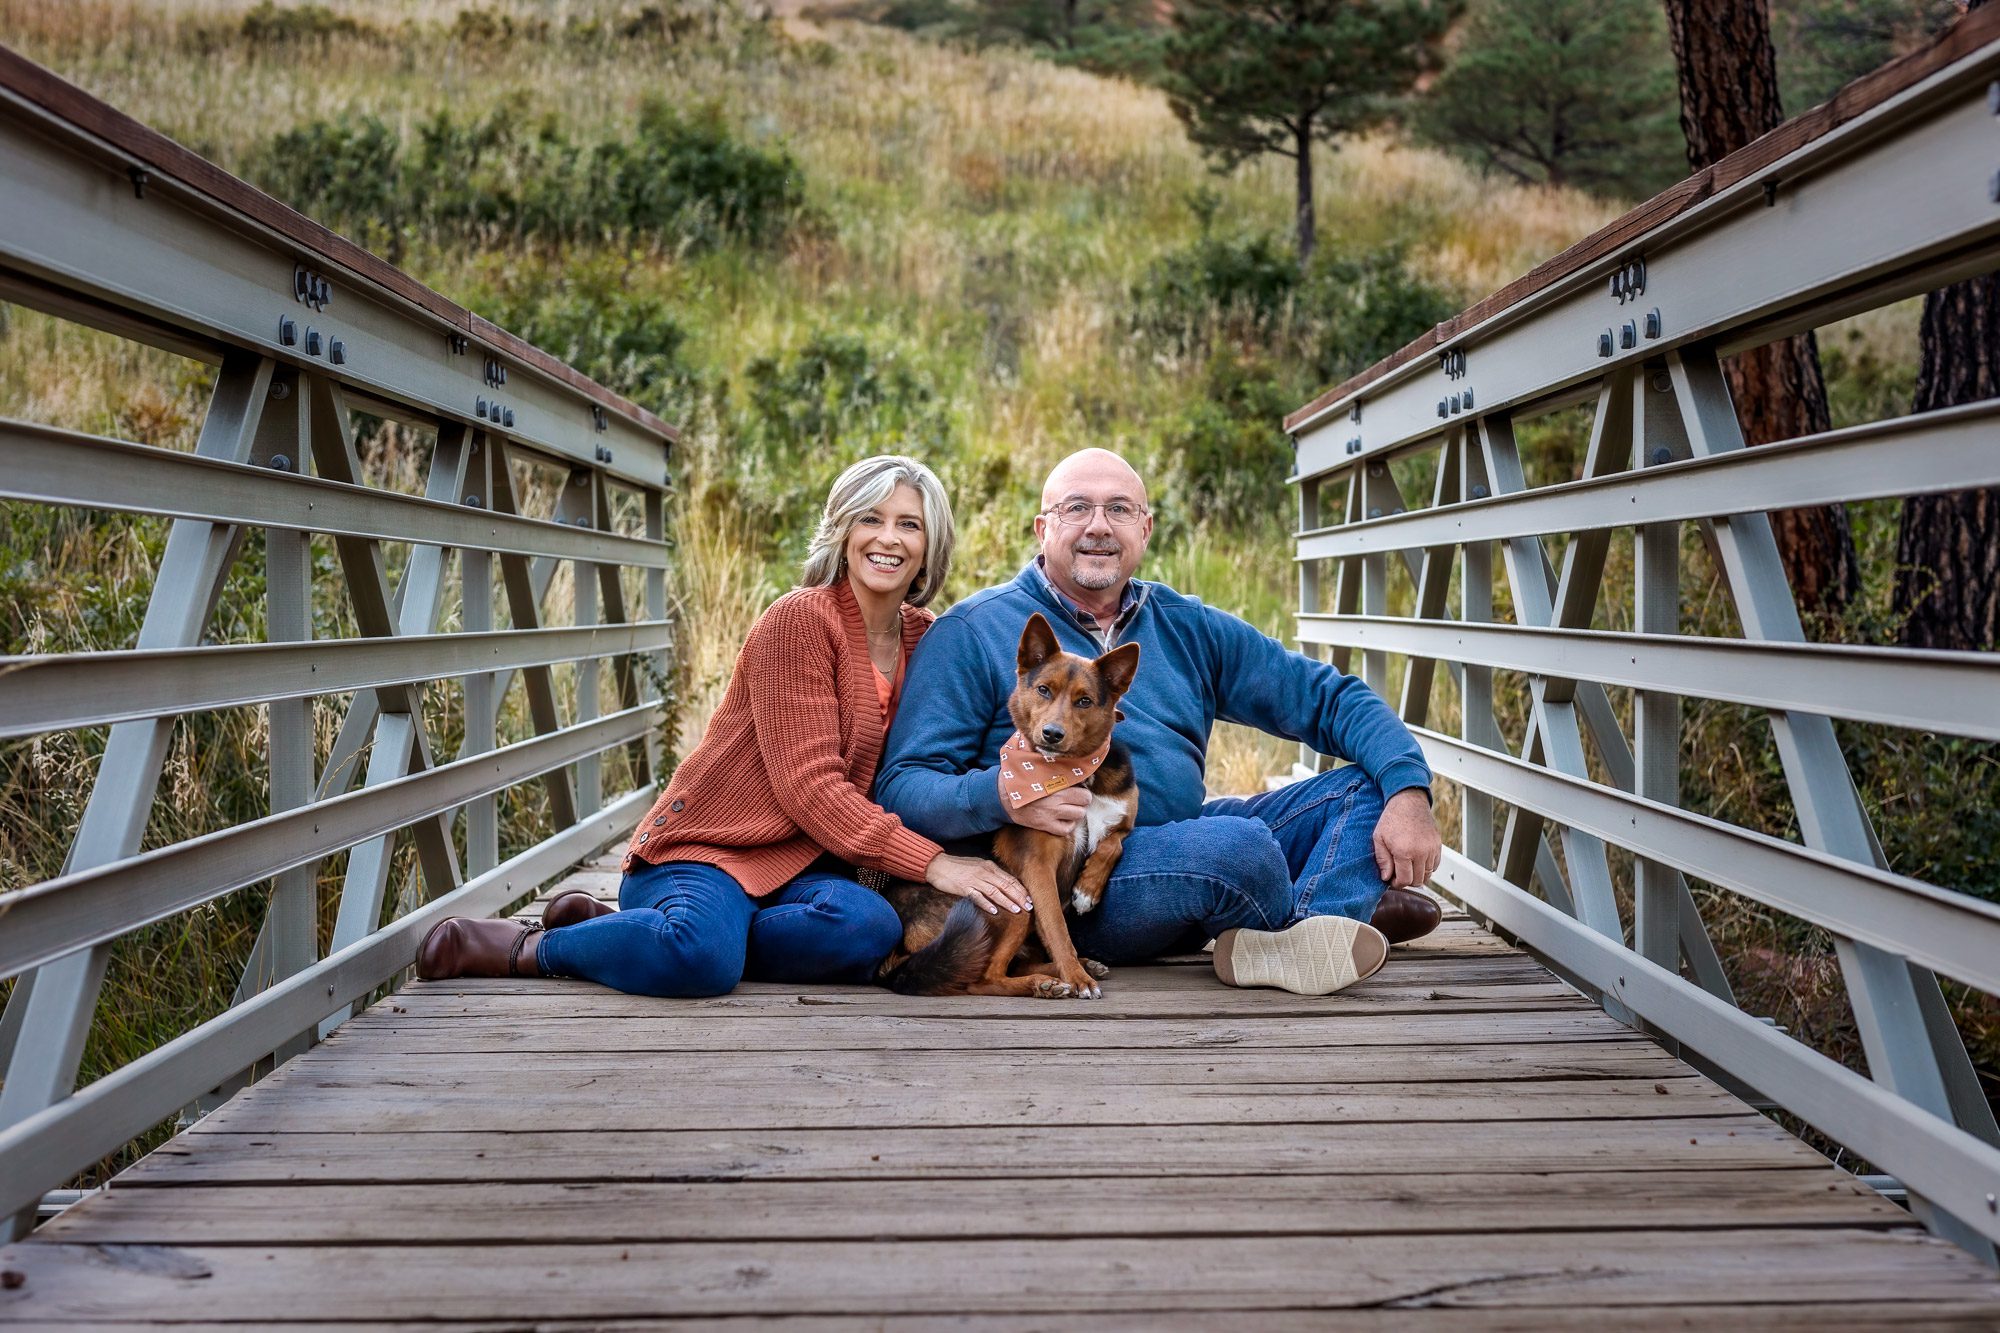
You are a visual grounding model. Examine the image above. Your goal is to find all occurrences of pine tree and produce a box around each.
[1162,0,1445,267]
[1416,0,1681,199]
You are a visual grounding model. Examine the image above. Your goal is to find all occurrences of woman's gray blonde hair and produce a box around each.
[800,454,955,608]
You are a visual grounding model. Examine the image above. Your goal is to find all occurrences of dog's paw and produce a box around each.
[1069,889,1099,914]
[1061,969,1103,1000]
[1080,958,1111,979]
[1031,977,1074,1000]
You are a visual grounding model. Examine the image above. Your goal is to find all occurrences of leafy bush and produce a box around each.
[1130,226,1456,381]
[240,1,365,43]
[1151,352,1296,529]
[471,261,703,425]
[249,99,805,257]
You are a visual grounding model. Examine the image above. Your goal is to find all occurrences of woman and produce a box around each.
[416,455,1028,996]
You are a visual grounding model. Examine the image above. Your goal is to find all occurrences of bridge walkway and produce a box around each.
[6,853,2000,1326]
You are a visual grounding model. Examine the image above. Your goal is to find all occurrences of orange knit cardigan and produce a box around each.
[623,581,943,896]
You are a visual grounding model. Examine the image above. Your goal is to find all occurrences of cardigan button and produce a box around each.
[653,816,667,827]
[670,799,685,813]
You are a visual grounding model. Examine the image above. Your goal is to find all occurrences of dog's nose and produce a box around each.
[1040,724,1065,746]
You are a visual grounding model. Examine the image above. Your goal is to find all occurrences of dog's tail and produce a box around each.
[879,897,993,996]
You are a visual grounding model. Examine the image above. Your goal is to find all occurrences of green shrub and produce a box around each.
[240,1,364,43]
[1129,228,1300,357]
[1303,247,1457,384]
[471,262,704,425]
[248,99,805,256]
[1151,352,1296,530]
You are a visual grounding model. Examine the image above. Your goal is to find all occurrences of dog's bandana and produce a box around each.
[998,731,1111,810]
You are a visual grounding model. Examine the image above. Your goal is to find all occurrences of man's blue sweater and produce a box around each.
[876,563,1432,841]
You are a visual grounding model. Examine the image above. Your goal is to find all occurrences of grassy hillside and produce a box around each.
[1,0,1987,1179]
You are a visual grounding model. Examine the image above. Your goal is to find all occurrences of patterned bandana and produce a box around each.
[998,731,1111,810]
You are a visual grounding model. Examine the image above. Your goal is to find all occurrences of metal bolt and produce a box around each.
[278,317,298,346]
[1620,321,1638,350]
[269,379,291,400]
[1650,371,1673,393]
[327,984,335,996]
[1349,403,1362,423]
[464,494,482,508]
[129,166,149,199]
[1437,399,1449,418]
[1644,308,1663,340]
[1989,80,1999,115]
[1987,1192,1996,1213]
[304,328,322,357]
[1449,393,1462,414]
[1471,484,1489,499]
[1368,462,1384,476]
[1597,330,1614,358]
[1651,447,1672,465]
[1762,178,1779,207]
[269,454,291,472]
[502,408,515,428]
[1461,388,1474,410]
[477,398,489,419]
[1367,507,1382,519]
[329,338,346,365]
[1990,170,2000,205]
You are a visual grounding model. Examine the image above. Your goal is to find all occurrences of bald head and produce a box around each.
[1041,448,1148,511]
[1034,448,1154,617]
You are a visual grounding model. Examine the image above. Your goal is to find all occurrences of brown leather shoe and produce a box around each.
[542,891,616,931]
[415,917,543,980]
[1370,887,1442,945]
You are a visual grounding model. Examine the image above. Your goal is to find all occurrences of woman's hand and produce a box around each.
[925,853,1032,915]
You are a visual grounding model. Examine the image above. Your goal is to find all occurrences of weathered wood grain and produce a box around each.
[328,1009,1637,1052]
[7,1230,1997,1321]
[304,1041,1678,1084]
[41,1171,1903,1245]
[197,1073,1742,1134]
[123,1117,1816,1186]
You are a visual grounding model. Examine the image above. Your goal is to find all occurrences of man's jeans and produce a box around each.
[536,860,903,997]
[1066,766,1391,966]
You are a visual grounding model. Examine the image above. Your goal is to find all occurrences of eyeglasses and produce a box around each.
[1041,500,1150,527]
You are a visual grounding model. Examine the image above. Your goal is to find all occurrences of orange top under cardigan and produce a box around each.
[623,581,941,896]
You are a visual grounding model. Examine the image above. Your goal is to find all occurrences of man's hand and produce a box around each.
[1003,783,1090,837]
[1373,788,1442,889]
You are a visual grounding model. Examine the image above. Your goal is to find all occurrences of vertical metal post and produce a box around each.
[1358,460,1398,696]
[1458,437,1497,871]
[643,486,668,784]
[462,433,498,875]
[572,469,602,817]
[1297,474,1323,777]
[0,352,274,1240]
[1632,375,1682,977]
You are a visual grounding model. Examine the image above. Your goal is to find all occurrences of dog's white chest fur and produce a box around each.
[1068,792,1128,913]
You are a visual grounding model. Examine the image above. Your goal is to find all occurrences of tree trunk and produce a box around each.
[1663,0,1859,617]
[1893,1,2000,650]
[1898,230,2000,653]
[1294,119,1315,269]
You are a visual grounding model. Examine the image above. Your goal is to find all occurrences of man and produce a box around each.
[876,448,1444,995]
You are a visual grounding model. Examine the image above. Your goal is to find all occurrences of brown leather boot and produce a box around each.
[1369,887,1443,945]
[542,891,616,931]
[415,918,543,980]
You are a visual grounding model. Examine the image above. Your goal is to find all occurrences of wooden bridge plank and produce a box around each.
[36,1310,2000,1333]
[195,1074,1744,1135]
[117,1117,1821,1187]
[40,1171,1904,1245]
[6,1230,1998,1321]
[325,1009,1639,1052]
[290,1041,1685,1085]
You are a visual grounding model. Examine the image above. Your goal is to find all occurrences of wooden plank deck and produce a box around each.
[7,852,2000,1328]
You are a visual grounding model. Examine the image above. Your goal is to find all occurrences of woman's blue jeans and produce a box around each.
[535,860,903,998]
[1065,765,1392,966]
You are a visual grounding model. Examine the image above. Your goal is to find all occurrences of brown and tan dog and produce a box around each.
[879,613,1139,999]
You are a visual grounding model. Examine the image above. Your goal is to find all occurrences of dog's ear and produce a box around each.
[1017,613,1061,674]
[1095,641,1140,699]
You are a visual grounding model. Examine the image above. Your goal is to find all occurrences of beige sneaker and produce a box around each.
[1211,916,1389,995]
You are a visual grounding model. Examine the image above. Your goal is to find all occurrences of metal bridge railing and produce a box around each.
[1285,11,2000,1259]
[0,49,676,1236]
